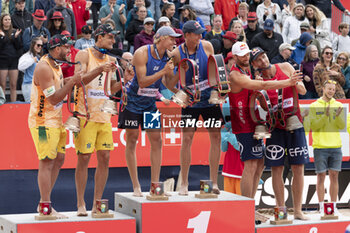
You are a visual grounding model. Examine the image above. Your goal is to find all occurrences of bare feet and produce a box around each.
[77,206,88,217]
[294,212,310,220]
[51,208,68,219]
[255,211,269,223]
[178,185,188,196]
[132,187,143,197]
[212,183,220,194]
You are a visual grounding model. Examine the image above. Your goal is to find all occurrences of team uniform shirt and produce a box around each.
[74,47,113,123]
[124,45,166,114]
[28,55,64,128]
[222,144,244,179]
[179,41,213,109]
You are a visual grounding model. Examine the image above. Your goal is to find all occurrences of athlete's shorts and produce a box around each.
[118,108,145,130]
[74,118,114,154]
[236,132,264,161]
[181,105,223,129]
[313,148,342,173]
[265,128,309,167]
[30,126,66,160]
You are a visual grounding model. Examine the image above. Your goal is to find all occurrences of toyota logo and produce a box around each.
[265,145,285,160]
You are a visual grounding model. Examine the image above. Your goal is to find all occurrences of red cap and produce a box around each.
[224,52,234,63]
[51,11,64,20]
[222,31,237,42]
[247,12,257,20]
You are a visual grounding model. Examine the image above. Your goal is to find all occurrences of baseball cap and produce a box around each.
[47,34,70,50]
[232,42,251,56]
[247,12,257,21]
[264,19,274,31]
[182,20,205,34]
[32,9,47,21]
[60,30,75,43]
[279,43,295,52]
[81,25,93,34]
[15,0,25,3]
[51,11,64,20]
[94,24,118,38]
[222,31,237,42]
[178,4,192,10]
[224,52,233,64]
[300,22,310,29]
[250,47,265,62]
[144,17,155,25]
[154,26,182,39]
[158,16,170,23]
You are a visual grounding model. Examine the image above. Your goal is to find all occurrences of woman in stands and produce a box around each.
[230,20,246,43]
[47,11,67,36]
[0,14,22,102]
[161,2,179,29]
[18,38,43,102]
[336,52,350,98]
[300,44,319,99]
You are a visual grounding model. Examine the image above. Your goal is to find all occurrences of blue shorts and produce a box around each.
[313,148,342,173]
[236,132,264,162]
[265,128,309,167]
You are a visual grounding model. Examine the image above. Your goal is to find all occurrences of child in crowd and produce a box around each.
[333,22,350,56]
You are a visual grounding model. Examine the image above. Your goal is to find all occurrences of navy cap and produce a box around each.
[94,24,118,39]
[48,34,69,50]
[182,20,205,34]
[264,19,274,31]
[250,47,265,62]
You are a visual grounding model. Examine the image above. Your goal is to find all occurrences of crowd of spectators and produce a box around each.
[0,0,349,103]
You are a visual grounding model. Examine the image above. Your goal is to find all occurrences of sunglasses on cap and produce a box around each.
[323,80,337,86]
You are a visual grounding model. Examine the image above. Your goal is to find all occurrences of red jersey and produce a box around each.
[264,64,302,129]
[228,66,257,133]
[222,144,244,178]
[61,46,79,78]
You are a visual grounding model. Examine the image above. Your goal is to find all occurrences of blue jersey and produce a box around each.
[124,45,166,114]
[179,41,213,108]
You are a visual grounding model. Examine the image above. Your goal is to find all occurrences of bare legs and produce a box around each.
[240,159,264,198]
[0,69,18,102]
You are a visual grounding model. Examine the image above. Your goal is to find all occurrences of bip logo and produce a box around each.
[143,110,161,129]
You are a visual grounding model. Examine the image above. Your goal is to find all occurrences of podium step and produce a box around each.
[115,191,255,233]
[256,211,350,233]
[0,211,136,233]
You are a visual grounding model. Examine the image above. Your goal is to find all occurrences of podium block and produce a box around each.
[256,212,350,233]
[115,191,255,233]
[0,211,135,233]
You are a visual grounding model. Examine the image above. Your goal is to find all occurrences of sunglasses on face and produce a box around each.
[84,31,92,34]
[36,44,43,47]
[145,22,154,26]
[337,57,346,61]
[324,52,333,56]
[53,19,62,21]
[248,20,256,23]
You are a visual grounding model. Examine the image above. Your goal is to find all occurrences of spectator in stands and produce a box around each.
[11,0,33,31]
[157,16,184,46]
[99,0,126,40]
[250,19,283,60]
[0,13,22,102]
[204,14,225,42]
[256,0,282,33]
[34,0,55,14]
[46,0,77,39]
[336,52,350,98]
[300,44,319,99]
[134,17,154,51]
[209,38,222,54]
[189,0,214,31]
[230,20,246,43]
[66,0,91,37]
[60,30,78,78]
[228,2,249,30]
[332,22,350,56]
[47,11,66,36]
[291,32,313,64]
[149,0,161,21]
[75,25,94,50]
[271,43,299,70]
[179,5,205,37]
[125,0,151,29]
[248,0,262,13]
[305,5,331,50]
[22,9,50,52]
[291,22,322,55]
[125,5,147,52]
[281,0,296,22]
[245,12,262,48]
[0,86,5,105]
[18,37,42,102]
[222,31,237,58]
[282,3,308,44]
[313,46,345,99]
[161,2,179,29]
[9,0,33,15]
[214,0,239,30]
[91,0,101,29]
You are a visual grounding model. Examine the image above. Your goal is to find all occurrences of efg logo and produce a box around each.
[265,145,285,160]
[143,110,161,129]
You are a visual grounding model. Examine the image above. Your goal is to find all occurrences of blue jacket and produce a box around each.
[291,42,306,65]
[22,25,50,52]
[34,0,55,14]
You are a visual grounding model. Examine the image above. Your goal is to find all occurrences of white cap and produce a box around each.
[279,43,295,52]
[231,42,251,56]
[143,17,155,25]
[158,16,170,23]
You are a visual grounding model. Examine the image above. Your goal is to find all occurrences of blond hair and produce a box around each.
[305,4,326,27]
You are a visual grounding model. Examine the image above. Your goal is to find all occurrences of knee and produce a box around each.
[98,151,110,165]
[55,154,65,167]
[78,154,91,167]
[329,171,339,181]
[317,173,326,183]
